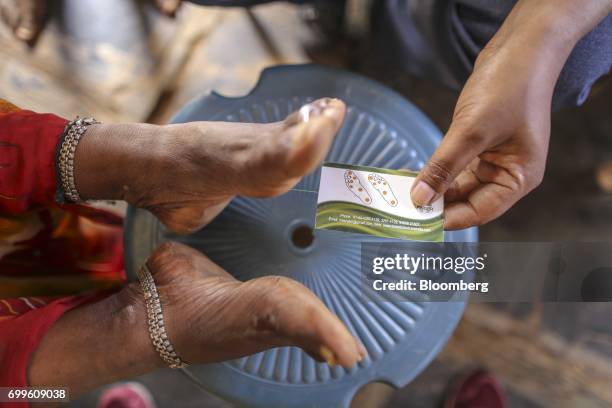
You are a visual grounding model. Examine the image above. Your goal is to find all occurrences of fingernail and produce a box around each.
[316,97,332,108]
[15,25,34,41]
[411,181,436,206]
[319,345,336,367]
[161,0,180,15]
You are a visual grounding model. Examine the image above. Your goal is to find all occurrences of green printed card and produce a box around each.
[315,163,444,242]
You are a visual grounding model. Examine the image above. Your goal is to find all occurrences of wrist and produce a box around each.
[474,17,572,101]
[481,0,611,74]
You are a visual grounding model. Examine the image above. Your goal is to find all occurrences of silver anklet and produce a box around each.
[136,264,189,369]
[57,117,99,203]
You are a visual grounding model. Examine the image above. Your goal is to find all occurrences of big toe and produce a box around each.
[282,98,346,178]
[240,98,346,198]
[253,276,365,368]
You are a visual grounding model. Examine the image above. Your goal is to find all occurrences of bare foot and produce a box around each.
[149,98,345,233]
[76,98,346,234]
[128,241,366,367]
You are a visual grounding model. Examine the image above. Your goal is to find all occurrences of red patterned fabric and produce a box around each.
[0,101,125,403]
[0,295,96,408]
[0,109,66,214]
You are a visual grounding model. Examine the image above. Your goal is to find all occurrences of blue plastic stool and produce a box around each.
[124,64,477,408]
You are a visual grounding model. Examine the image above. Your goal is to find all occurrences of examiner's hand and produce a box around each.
[75,98,346,234]
[410,44,551,230]
[410,0,612,230]
[127,241,367,367]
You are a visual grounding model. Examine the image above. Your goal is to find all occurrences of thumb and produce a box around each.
[411,124,485,206]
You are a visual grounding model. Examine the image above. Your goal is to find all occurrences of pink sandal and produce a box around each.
[444,370,507,408]
[97,382,156,408]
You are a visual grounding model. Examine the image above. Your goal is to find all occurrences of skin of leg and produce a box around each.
[28,242,366,398]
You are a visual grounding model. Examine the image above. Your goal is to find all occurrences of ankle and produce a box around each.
[74,123,166,202]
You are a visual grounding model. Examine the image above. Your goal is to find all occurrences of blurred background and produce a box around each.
[1,0,611,406]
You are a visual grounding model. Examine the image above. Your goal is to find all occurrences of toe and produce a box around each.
[255,276,365,368]
[282,98,346,178]
[287,98,344,125]
[238,98,346,198]
[304,306,366,367]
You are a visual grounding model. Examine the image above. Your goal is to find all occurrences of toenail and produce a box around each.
[319,345,337,367]
[323,106,340,119]
[299,104,312,122]
[299,98,339,122]
[299,104,323,122]
[317,98,332,108]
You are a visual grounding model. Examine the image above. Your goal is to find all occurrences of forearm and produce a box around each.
[27,286,162,398]
[492,0,612,50]
[504,0,610,40]
[479,0,612,88]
